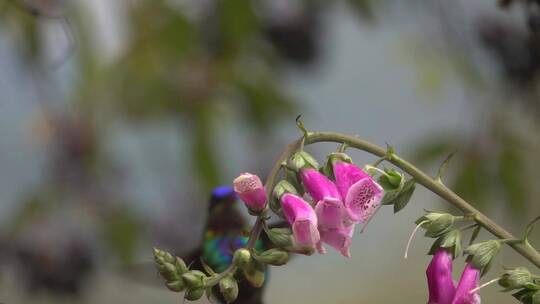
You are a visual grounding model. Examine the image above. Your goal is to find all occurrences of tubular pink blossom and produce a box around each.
[315,197,346,229]
[333,161,371,199]
[343,177,383,224]
[452,263,481,304]
[280,193,321,250]
[299,168,342,203]
[320,225,354,257]
[233,173,267,211]
[426,249,456,304]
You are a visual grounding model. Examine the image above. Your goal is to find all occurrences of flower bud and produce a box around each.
[287,151,319,172]
[465,240,501,275]
[428,229,462,259]
[184,287,205,301]
[265,227,294,249]
[416,212,455,238]
[232,248,251,269]
[323,152,352,178]
[233,173,267,212]
[181,270,206,290]
[273,180,299,201]
[165,280,185,292]
[159,262,179,281]
[499,267,534,291]
[243,258,266,288]
[175,256,188,274]
[219,275,239,303]
[299,168,342,203]
[254,249,289,266]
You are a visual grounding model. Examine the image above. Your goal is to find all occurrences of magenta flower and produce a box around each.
[320,225,354,257]
[280,193,321,252]
[315,197,346,229]
[333,161,383,223]
[426,249,456,304]
[233,173,267,212]
[299,168,342,203]
[452,263,481,304]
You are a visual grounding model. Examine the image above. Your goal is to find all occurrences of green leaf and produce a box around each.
[393,179,416,213]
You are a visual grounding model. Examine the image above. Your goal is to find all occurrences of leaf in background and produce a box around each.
[498,136,527,214]
[452,154,491,209]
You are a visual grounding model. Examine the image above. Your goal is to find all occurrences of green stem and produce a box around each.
[264,131,540,268]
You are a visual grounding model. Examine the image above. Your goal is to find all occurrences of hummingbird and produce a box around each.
[185,185,269,304]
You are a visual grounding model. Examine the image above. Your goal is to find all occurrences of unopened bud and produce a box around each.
[243,259,266,288]
[428,229,462,259]
[254,249,289,266]
[219,275,239,303]
[323,152,352,178]
[416,212,455,238]
[181,270,206,289]
[499,267,534,290]
[465,240,502,274]
[287,151,319,173]
[232,249,251,268]
[270,180,299,217]
[184,287,205,301]
[165,280,185,292]
[266,227,294,249]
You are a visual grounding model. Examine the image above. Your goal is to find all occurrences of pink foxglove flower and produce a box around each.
[299,168,342,203]
[333,161,383,223]
[426,249,456,304]
[233,173,267,212]
[319,225,354,257]
[280,193,321,252]
[315,197,346,229]
[452,263,481,304]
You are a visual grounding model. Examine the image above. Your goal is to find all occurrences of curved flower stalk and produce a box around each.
[152,122,540,303]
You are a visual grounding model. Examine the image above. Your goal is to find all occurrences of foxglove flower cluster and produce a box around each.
[275,151,383,257]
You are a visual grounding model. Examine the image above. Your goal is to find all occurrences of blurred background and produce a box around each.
[0,0,539,303]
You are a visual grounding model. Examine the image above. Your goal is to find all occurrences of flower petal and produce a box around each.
[452,263,481,304]
[300,168,342,202]
[426,249,456,304]
[333,162,370,199]
[320,225,354,257]
[315,197,346,229]
[344,177,383,223]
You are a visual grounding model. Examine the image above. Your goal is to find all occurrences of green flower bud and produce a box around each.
[254,249,289,266]
[323,152,352,178]
[165,280,185,292]
[378,169,403,191]
[159,262,179,281]
[232,249,251,269]
[428,229,462,259]
[287,151,319,173]
[243,258,266,288]
[175,257,188,274]
[270,180,299,217]
[153,247,175,265]
[219,275,239,303]
[465,240,502,275]
[265,227,294,249]
[184,287,205,301]
[181,270,206,290]
[416,212,455,238]
[499,267,534,291]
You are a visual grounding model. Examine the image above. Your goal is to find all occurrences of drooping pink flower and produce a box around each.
[333,162,383,223]
[452,263,481,304]
[319,225,354,257]
[315,197,346,229]
[299,168,342,203]
[426,249,456,304]
[280,193,321,251]
[233,173,267,212]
